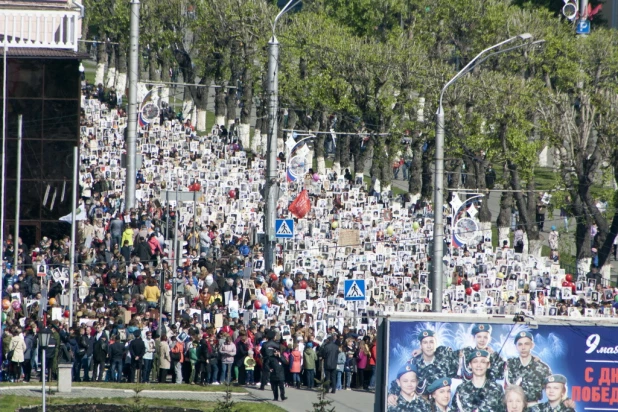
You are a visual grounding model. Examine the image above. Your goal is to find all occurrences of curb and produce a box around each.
[0,385,250,396]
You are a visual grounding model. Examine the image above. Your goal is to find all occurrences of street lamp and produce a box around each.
[264,0,301,271]
[38,328,52,412]
[432,33,536,312]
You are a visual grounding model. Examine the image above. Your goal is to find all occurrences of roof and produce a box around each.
[0,47,89,59]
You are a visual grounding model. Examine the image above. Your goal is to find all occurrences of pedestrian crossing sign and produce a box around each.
[344,279,366,301]
[275,219,294,238]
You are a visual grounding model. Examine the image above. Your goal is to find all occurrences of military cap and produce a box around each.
[471,323,492,336]
[514,331,534,344]
[417,329,435,342]
[467,349,490,364]
[427,377,451,394]
[544,374,567,385]
[396,362,418,379]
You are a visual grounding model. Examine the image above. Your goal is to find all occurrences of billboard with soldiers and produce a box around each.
[380,314,618,412]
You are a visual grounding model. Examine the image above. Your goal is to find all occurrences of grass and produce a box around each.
[0,381,247,393]
[0,395,284,412]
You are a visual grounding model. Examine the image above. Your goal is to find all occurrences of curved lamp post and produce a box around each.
[432,33,539,312]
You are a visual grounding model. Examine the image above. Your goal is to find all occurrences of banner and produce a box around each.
[384,318,618,412]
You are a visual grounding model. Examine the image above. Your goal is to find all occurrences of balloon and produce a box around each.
[254,300,262,309]
[615,295,618,303]
[228,189,236,198]
[446,277,452,287]
[457,278,462,286]
[497,272,505,279]
[570,282,576,293]
[472,283,480,292]
[1,299,9,311]
[258,295,269,305]
[11,301,21,311]
[562,281,570,287]
[331,221,339,229]
[312,173,320,182]
[283,278,293,289]
[205,275,214,287]
[270,273,278,281]
[48,297,56,306]
[465,287,472,296]
[164,283,172,291]
[424,298,431,304]
[529,281,537,290]
[565,274,573,282]
[300,280,308,289]
[64,310,70,318]
[412,222,420,230]
[386,226,395,236]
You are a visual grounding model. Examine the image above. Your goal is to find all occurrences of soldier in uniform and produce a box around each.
[505,332,552,408]
[427,377,454,412]
[531,375,576,412]
[387,361,431,412]
[457,323,505,381]
[413,330,459,394]
[453,350,504,412]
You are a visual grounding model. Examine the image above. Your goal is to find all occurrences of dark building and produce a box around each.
[0,0,85,246]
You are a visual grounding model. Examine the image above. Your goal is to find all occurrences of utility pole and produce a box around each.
[432,109,444,313]
[68,146,78,327]
[264,35,279,272]
[13,115,22,271]
[264,0,297,272]
[125,0,140,209]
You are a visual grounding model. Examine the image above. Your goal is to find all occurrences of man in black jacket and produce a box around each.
[259,330,279,390]
[92,335,108,382]
[109,335,125,382]
[319,335,340,394]
[129,331,146,383]
[235,333,250,385]
[265,348,288,402]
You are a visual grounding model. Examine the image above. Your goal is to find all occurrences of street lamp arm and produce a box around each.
[272,0,301,36]
[438,34,533,112]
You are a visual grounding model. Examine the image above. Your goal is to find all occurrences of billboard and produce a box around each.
[382,315,618,412]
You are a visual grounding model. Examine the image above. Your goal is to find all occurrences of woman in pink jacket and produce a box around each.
[289,344,303,389]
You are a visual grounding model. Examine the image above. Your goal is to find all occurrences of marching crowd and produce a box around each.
[1,83,617,407]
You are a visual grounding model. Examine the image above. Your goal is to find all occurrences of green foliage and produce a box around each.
[309,379,336,412]
[213,383,236,412]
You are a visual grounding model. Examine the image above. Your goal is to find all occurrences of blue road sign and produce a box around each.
[275,219,294,238]
[344,279,366,302]
[576,19,590,35]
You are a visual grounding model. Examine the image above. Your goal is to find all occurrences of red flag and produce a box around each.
[288,190,311,218]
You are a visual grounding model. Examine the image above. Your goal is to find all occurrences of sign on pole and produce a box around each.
[275,219,294,239]
[576,19,590,35]
[344,279,366,301]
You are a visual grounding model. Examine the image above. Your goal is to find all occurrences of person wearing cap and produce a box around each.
[129,329,146,383]
[259,329,279,390]
[453,350,504,411]
[411,329,458,395]
[456,323,505,381]
[427,377,453,412]
[532,375,576,412]
[387,362,430,412]
[505,332,552,407]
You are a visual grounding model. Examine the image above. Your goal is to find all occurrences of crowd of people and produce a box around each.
[1,83,617,407]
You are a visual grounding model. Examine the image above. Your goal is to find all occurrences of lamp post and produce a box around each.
[264,0,300,272]
[39,328,52,412]
[432,33,535,312]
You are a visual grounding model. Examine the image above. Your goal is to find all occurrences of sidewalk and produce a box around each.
[246,386,375,412]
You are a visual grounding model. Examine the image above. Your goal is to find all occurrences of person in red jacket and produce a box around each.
[289,343,302,389]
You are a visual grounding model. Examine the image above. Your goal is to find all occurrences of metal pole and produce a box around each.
[68,146,78,327]
[264,36,279,272]
[161,190,169,311]
[193,190,197,234]
[13,115,22,271]
[432,108,445,312]
[42,349,46,412]
[0,43,9,347]
[125,0,140,209]
[171,185,179,323]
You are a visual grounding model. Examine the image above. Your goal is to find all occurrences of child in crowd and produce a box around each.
[244,349,256,386]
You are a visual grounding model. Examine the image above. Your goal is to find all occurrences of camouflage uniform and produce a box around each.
[457,346,505,381]
[387,394,432,412]
[413,346,458,394]
[452,378,505,412]
[505,356,552,403]
[531,402,575,412]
